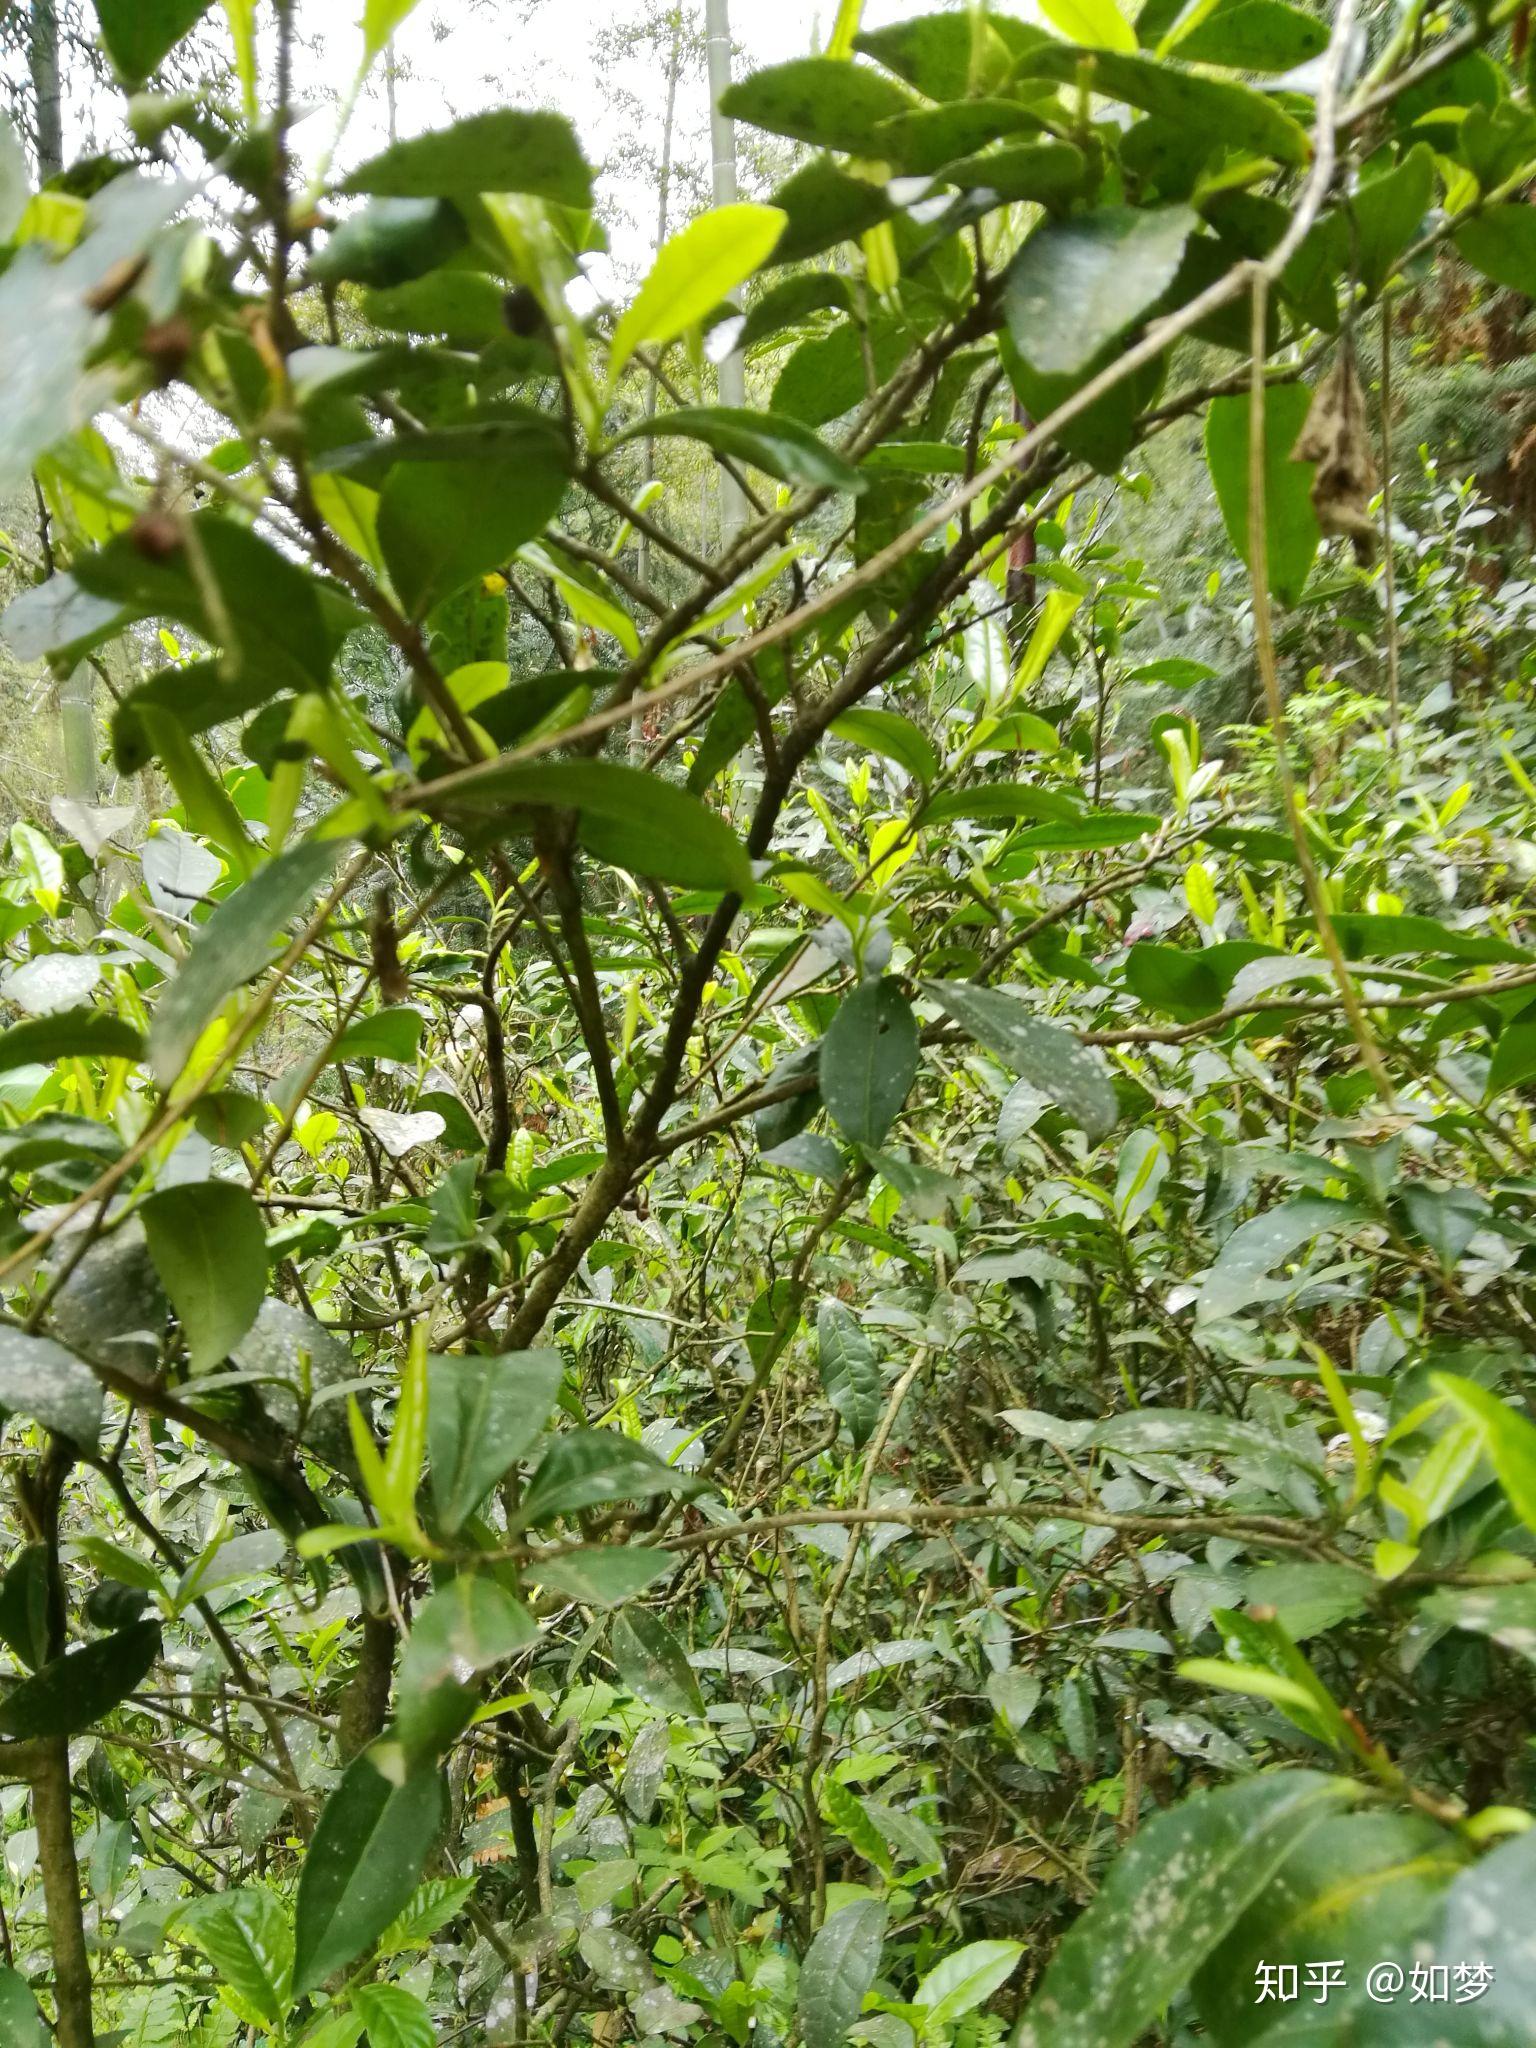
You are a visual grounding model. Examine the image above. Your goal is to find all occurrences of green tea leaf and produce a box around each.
[293,1750,446,1993]
[520,1430,698,1526]
[1014,1773,1359,2048]
[396,1575,539,1760]
[176,1888,293,2029]
[436,761,753,893]
[427,1349,564,1536]
[94,0,213,81]
[142,1182,268,1374]
[1004,206,1196,380]
[820,978,919,1148]
[343,110,594,207]
[1204,384,1320,607]
[610,204,787,381]
[926,981,1117,1141]
[611,1608,703,1716]
[798,1899,887,2048]
[0,1621,161,1740]
[147,838,348,1086]
[817,1300,883,1448]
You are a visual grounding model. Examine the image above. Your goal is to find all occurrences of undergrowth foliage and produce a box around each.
[0,0,1534,2043]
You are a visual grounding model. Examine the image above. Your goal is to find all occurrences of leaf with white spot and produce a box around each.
[926,981,1117,1141]
[3,956,101,1016]
[0,1327,103,1443]
[1012,1771,1360,2048]
[360,1107,446,1158]
[142,829,222,916]
[50,799,135,862]
[799,1899,887,2048]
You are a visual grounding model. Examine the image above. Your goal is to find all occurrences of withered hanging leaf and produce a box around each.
[1290,349,1378,563]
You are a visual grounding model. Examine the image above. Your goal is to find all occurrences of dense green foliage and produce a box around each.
[1,0,1536,2044]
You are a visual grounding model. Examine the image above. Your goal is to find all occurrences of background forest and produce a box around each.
[0,0,1535,2044]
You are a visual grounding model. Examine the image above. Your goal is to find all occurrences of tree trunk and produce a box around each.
[29,0,63,179]
[33,1739,95,2048]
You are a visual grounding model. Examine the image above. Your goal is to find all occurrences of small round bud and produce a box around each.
[129,509,184,561]
[502,285,546,338]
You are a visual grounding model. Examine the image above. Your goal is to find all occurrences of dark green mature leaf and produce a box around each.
[365,272,509,345]
[1003,814,1160,853]
[754,1043,823,1153]
[1092,1409,1319,1470]
[1195,1196,1369,1322]
[94,0,212,81]
[0,1328,104,1443]
[817,1301,883,1448]
[529,1547,676,1608]
[231,1299,363,1469]
[310,197,469,288]
[1204,385,1320,607]
[113,658,291,776]
[427,1348,564,1536]
[720,58,916,156]
[0,1968,50,2048]
[76,515,350,699]
[1004,206,1197,380]
[380,453,570,620]
[1319,1826,1536,2044]
[520,1430,699,1527]
[147,838,348,1085]
[396,1576,539,1760]
[293,1750,446,1994]
[437,761,754,893]
[334,1008,425,1065]
[927,981,1117,1142]
[939,141,1087,206]
[1175,0,1327,70]
[176,1888,293,2030]
[772,320,908,428]
[855,11,1048,97]
[0,1008,142,1073]
[1456,207,1536,297]
[1192,1811,1461,2043]
[1012,43,1310,162]
[741,270,853,347]
[0,1547,50,1672]
[746,1278,807,1377]
[1013,1772,1359,2048]
[342,110,594,207]
[1353,143,1434,296]
[876,100,1041,177]
[0,1621,161,1739]
[1240,1562,1372,1642]
[1421,1583,1536,1668]
[621,407,867,494]
[799,1898,888,2048]
[769,162,893,265]
[1487,1013,1536,1098]
[141,1181,268,1375]
[820,978,919,1149]
[611,1609,703,1716]
[1331,913,1529,964]
[1002,337,1165,475]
